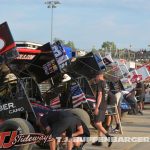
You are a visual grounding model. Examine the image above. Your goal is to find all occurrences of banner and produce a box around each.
[70,82,86,108]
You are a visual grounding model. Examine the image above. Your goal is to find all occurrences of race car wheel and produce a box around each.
[0,118,35,150]
[68,108,91,128]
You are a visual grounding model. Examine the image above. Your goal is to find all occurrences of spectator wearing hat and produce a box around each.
[0,64,17,97]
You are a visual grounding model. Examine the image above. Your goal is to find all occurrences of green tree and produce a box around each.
[101,41,116,51]
[53,38,65,45]
[53,38,77,51]
[65,41,76,50]
[92,46,97,52]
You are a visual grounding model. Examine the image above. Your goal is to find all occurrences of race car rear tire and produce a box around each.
[68,108,91,128]
[0,118,35,150]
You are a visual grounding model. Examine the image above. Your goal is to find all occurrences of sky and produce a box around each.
[1,0,150,51]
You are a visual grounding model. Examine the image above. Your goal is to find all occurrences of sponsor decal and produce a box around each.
[43,59,58,75]
[0,103,24,114]
[16,54,36,60]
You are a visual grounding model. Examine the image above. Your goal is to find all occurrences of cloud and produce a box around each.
[61,0,104,7]
[61,0,150,12]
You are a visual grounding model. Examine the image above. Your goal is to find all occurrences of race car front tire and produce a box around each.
[0,118,35,150]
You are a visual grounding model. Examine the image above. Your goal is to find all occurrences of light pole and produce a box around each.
[148,45,150,51]
[45,1,60,44]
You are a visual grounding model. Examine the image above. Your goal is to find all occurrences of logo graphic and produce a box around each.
[0,131,52,149]
[0,38,5,50]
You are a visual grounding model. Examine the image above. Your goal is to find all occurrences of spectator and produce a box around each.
[135,81,145,115]
[143,83,149,109]
[0,63,17,97]
[91,71,113,147]
[106,81,122,132]
[0,63,10,85]
[122,89,138,115]
[0,63,17,84]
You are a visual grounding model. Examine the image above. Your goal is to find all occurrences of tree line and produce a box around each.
[54,38,137,61]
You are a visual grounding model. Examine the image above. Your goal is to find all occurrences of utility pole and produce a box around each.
[44,1,61,44]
